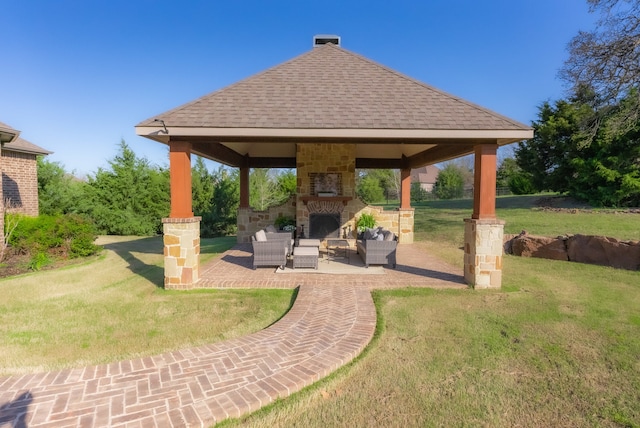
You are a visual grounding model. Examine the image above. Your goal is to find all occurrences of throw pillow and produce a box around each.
[255,229,267,242]
[364,228,376,240]
[266,225,277,233]
[384,231,396,241]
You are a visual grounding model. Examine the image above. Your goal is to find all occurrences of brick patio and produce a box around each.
[0,244,465,427]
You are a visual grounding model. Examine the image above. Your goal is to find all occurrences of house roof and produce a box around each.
[411,165,440,183]
[0,121,52,155]
[136,42,532,168]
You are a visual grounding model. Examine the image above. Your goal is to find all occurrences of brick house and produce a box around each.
[136,37,533,289]
[0,121,51,247]
[411,165,440,193]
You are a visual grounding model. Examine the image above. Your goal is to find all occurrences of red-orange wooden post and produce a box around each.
[169,141,193,218]
[400,167,411,209]
[472,143,498,220]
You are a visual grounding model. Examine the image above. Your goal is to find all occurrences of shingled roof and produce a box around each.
[0,121,52,155]
[136,42,532,168]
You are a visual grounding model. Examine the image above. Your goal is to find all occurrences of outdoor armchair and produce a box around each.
[251,236,289,270]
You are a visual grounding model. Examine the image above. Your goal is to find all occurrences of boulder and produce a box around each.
[567,235,640,270]
[511,234,569,261]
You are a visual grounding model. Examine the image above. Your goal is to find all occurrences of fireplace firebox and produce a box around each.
[309,213,341,240]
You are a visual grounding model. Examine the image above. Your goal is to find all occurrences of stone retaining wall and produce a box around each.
[504,232,640,271]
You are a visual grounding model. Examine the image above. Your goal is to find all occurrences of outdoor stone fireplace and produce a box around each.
[309,213,341,239]
[306,198,345,239]
[235,142,413,244]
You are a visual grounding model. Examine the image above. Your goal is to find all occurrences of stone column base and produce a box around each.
[464,218,505,289]
[397,208,414,244]
[162,217,201,290]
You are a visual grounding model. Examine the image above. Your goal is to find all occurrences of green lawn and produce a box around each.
[0,235,294,376]
[222,195,640,427]
[2,195,639,427]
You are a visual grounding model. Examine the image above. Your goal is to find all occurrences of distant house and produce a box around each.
[411,165,440,193]
[0,121,51,217]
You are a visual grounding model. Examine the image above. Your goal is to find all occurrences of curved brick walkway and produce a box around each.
[0,284,376,427]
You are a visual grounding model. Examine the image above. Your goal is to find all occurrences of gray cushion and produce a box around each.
[384,231,396,241]
[364,228,377,240]
[265,225,277,233]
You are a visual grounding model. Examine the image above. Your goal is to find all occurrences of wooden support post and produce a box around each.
[400,167,411,209]
[169,141,193,218]
[240,165,250,209]
[472,143,498,220]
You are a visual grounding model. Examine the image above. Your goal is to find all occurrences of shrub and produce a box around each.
[274,215,295,230]
[28,252,52,271]
[508,173,536,195]
[9,214,101,259]
[356,213,376,232]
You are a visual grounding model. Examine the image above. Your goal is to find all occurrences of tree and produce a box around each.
[37,158,87,215]
[276,169,296,201]
[250,169,281,211]
[204,166,239,237]
[515,97,595,192]
[192,156,215,216]
[516,92,640,206]
[85,140,170,235]
[561,0,640,134]
[433,164,465,199]
[410,182,429,202]
[496,157,519,189]
[356,174,385,203]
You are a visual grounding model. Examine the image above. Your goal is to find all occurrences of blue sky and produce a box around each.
[2,0,597,176]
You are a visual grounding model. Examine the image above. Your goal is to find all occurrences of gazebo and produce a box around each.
[136,37,532,290]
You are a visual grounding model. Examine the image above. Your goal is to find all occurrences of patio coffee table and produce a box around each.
[326,239,349,264]
[293,246,319,269]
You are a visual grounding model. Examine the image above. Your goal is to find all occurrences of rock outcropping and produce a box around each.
[504,232,640,271]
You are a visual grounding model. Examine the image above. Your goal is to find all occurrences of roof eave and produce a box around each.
[0,126,20,145]
[135,126,533,145]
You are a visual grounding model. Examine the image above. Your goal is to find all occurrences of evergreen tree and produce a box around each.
[85,140,169,235]
[204,166,239,237]
[37,158,87,215]
[192,156,215,216]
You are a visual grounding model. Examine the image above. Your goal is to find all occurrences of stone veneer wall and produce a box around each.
[237,197,297,243]
[235,143,414,244]
[163,217,201,289]
[464,218,505,289]
[295,143,412,243]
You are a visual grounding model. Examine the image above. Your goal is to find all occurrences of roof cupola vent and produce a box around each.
[313,35,340,47]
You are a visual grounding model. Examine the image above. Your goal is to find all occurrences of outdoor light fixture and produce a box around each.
[153,119,168,134]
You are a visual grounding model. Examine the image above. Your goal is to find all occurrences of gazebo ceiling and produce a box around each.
[136,42,532,169]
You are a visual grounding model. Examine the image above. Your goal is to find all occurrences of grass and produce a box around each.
[221,195,640,427]
[0,235,294,376]
[2,194,639,426]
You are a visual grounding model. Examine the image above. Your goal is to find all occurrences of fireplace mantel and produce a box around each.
[300,196,352,205]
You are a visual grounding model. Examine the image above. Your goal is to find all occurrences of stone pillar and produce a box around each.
[464,218,504,289]
[162,217,201,290]
[397,208,414,244]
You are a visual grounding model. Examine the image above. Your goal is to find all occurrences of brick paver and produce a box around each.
[0,243,465,427]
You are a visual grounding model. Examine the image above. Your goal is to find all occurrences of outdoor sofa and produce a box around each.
[250,227,294,270]
[356,227,398,268]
